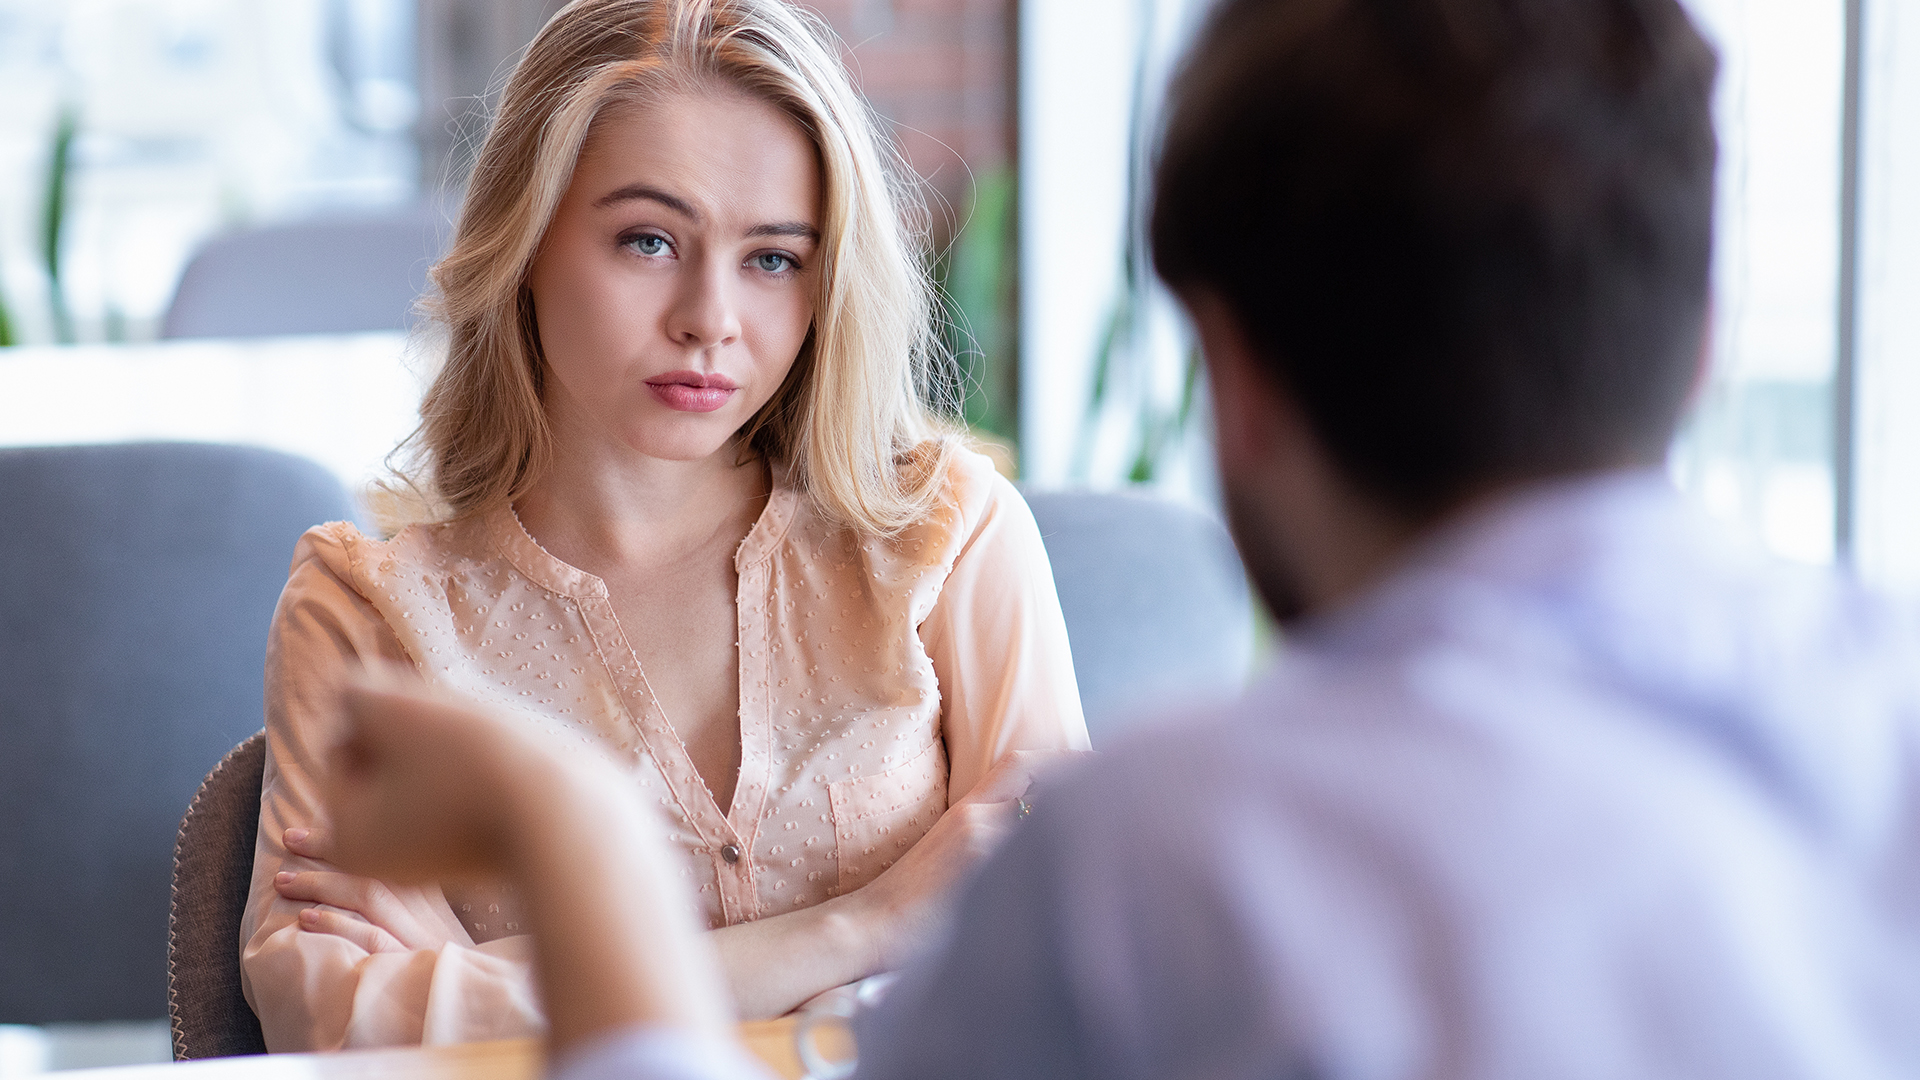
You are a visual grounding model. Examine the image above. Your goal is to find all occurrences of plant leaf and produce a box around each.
[42,103,79,344]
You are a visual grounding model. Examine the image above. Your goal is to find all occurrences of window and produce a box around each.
[0,0,417,345]
[1019,0,1920,596]
[1672,0,1846,566]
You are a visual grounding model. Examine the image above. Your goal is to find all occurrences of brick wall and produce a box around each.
[797,0,1016,242]
[798,0,1021,442]
[422,0,1016,242]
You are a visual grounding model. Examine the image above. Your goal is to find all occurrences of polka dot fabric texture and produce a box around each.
[239,449,1089,1050]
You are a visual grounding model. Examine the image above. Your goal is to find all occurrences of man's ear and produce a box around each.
[1683,304,1714,414]
[1184,291,1291,470]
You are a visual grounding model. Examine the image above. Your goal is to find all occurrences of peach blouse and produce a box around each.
[239,450,1089,1051]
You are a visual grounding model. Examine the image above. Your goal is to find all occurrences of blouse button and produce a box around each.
[721,844,742,865]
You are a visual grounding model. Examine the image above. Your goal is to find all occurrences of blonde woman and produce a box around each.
[239,0,1088,1051]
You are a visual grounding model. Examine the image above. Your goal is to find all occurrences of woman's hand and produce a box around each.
[272,826,461,954]
[844,748,1090,972]
[707,747,1091,1019]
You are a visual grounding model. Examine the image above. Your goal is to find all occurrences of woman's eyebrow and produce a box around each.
[747,222,819,242]
[594,184,697,217]
[592,184,816,242]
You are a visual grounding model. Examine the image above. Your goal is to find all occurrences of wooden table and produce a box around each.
[55,1017,844,1079]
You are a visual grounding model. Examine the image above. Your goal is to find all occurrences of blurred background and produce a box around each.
[1,0,1916,585]
[2,0,1917,583]
[1,0,1918,1071]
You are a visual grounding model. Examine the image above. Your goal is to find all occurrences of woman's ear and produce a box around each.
[519,285,548,396]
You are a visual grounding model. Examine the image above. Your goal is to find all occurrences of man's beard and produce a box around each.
[1221,478,1311,626]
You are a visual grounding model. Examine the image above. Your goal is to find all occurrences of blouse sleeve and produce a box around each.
[239,525,544,1051]
[920,458,1092,803]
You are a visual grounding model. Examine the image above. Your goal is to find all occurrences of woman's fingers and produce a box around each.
[273,868,381,910]
[944,798,1017,860]
[282,825,332,862]
[296,906,407,953]
[273,869,443,950]
[961,747,1093,805]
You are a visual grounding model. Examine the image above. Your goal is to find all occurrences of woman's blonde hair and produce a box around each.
[398,0,956,534]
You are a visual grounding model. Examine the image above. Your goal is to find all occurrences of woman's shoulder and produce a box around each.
[928,442,1024,531]
[873,442,1038,567]
[285,514,496,595]
[285,520,367,584]
[774,442,1032,571]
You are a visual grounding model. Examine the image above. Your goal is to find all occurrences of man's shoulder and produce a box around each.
[1002,642,1920,1076]
[1037,616,1920,909]
[1022,473,1920,947]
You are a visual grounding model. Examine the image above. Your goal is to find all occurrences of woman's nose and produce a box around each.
[665,260,742,349]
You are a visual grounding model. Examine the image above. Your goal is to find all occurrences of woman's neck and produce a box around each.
[511,435,771,576]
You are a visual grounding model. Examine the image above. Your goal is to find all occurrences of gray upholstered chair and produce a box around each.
[1024,489,1256,742]
[169,732,269,1060]
[161,203,451,339]
[0,443,352,1032]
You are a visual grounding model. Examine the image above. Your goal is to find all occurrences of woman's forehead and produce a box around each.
[572,88,821,229]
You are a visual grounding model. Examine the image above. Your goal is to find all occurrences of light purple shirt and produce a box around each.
[568,471,1920,1080]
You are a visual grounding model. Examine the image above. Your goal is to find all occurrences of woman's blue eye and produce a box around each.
[754,253,795,274]
[628,234,669,256]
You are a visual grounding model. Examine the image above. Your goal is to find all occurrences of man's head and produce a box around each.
[1153,0,1717,613]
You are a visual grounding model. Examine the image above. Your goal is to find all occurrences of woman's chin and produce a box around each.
[617,427,754,466]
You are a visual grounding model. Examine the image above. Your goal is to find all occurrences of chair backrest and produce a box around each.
[0,443,353,1025]
[1024,489,1256,743]
[169,732,269,1060]
[160,204,450,339]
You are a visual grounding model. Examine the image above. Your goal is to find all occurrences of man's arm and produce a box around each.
[852,803,1104,1080]
[322,676,757,1072]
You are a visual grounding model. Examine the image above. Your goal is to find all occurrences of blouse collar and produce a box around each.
[482,459,801,599]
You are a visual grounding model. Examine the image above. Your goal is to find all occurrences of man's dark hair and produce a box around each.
[1151,0,1718,518]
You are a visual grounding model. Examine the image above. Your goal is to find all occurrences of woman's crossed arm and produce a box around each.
[289,677,1073,1024]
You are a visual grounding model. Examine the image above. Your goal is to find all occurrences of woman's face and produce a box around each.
[527,87,821,465]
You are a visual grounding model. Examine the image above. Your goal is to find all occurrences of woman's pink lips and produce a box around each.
[645,370,738,413]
